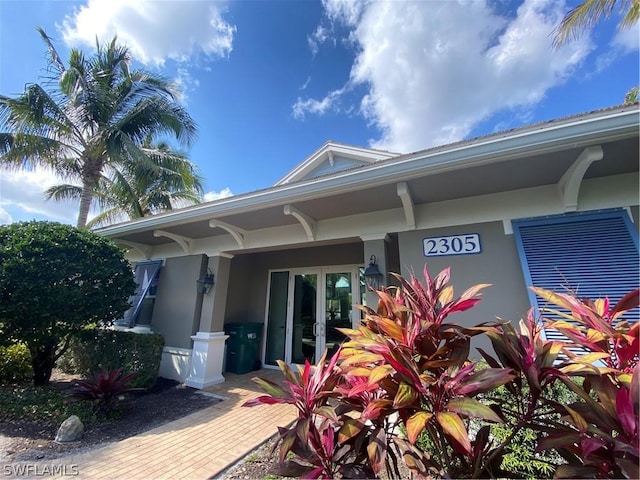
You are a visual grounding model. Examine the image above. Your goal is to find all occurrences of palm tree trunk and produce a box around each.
[77,159,104,228]
[76,181,94,228]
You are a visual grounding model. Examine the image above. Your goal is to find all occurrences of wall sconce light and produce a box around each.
[363,255,384,290]
[197,268,215,294]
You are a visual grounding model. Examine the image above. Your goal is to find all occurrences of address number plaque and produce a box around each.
[423,233,481,257]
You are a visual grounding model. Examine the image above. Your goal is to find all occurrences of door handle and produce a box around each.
[313,323,318,336]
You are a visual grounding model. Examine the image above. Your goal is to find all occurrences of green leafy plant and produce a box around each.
[245,266,639,479]
[64,329,164,389]
[70,368,141,415]
[484,381,575,479]
[0,384,94,425]
[0,342,33,385]
[0,221,136,385]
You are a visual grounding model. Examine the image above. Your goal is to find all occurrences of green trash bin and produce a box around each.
[224,322,264,374]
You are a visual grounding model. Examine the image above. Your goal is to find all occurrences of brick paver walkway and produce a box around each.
[4,369,295,479]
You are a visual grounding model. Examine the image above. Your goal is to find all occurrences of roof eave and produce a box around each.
[98,106,639,238]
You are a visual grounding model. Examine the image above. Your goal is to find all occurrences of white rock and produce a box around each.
[55,415,84,442]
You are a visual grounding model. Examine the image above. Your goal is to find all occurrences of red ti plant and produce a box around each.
[245,266,515,478]
[69,368,141,414]
[245,266,640,479]
[528,287,640,479]
[243,350,377,478]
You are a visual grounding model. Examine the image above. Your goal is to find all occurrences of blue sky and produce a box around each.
[0,0,638,226]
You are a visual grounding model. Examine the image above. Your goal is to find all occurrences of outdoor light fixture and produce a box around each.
[363,255,384,290]
[197,268,215,294]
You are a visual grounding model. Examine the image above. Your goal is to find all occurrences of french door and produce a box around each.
[264,266,360,367]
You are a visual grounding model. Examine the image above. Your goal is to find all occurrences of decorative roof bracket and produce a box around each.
[209,220,246,248]
[558,145,603,212]
[153,230,194,253]
[397,182,416,228]
[113,239,152,259]
[284,204,316,241]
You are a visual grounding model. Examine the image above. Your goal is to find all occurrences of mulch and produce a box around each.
[0,371,220,462]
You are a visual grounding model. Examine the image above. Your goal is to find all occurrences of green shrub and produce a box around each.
[65,329,164,389]
[0,384,95,425]
[485,381,578,479]
[0,343,33,385]
[0,221,136,385]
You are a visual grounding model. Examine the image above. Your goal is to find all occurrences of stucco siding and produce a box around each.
[398,221,531,356]
[151,255,206,349]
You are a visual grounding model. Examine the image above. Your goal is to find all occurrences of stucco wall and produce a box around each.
[151,255,206,349]
[225,242,364,326]
[397,221,531,357]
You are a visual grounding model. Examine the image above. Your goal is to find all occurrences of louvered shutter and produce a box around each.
[116,260,163,328]
[513,209,639,343]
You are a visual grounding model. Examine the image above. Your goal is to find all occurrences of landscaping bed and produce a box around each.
[0,370,219,462]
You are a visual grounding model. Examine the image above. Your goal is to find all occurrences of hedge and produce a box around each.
[63,329,164,389]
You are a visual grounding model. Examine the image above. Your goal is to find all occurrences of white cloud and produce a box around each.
[612,23,640,51]
[174,67,201,104]
[0,168,79,224]
[293,87,347,120]
[60,0,236,66]
[590,22,639,77]
[308,25,330,56]
[0,207,13,225]
[297,0,592,153]
[203,188,234,202]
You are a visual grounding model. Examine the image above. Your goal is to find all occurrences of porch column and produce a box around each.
[361,234,390,310]
[185,253,233,389]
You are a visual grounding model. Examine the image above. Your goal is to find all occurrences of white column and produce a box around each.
[185,254,233,389]
[184,332,229,388]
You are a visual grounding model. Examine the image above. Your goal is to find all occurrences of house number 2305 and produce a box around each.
[423,234,481,257]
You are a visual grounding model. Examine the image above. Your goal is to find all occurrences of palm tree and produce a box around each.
[0,28,197,228]
[46,138,204,228]
[553,0,639,47]
[624,86,639,104]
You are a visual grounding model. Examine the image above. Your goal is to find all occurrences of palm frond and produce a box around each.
[553,0,637,47]
[36,27,66,76]
[44,184,83,202]
[621,0,640,27]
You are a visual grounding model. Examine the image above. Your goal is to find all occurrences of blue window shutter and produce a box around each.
[513,209,639,343]
[116,260,163,328]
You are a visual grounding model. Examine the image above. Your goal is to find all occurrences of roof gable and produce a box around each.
[274,141,398,185]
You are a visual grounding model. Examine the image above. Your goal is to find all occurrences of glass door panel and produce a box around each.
[324,272,353,358]
[291,273,317,364]
[265,271,289,366]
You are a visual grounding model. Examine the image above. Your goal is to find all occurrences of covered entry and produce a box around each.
[264,266,363,366]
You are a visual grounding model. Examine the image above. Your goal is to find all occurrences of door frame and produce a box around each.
[262,264,362,368]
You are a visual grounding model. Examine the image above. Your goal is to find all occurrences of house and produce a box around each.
[97,103,640,388]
